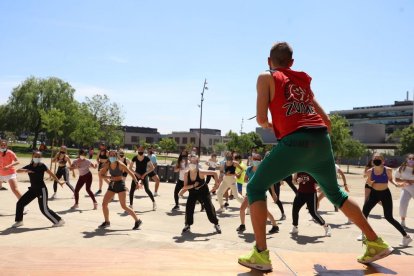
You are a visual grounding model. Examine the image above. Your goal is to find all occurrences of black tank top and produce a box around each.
[99,150,108,160]
[224,164,236,174]
[109,162,123,177]
[58,153,67,166]
[187,170,205,189]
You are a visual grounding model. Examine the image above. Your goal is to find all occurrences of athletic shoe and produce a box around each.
[357,234,364,241]
[224,202,229,208]
[400,235,413,246]
[216,207,225,213]
[229,195,234,200]
[357,237,393,264]
[268,225,279,234]
[289,226,298,234]
[182,225,191,233]
[0,187,8,191]
[345,218,352,225]
[238,246,272,272]
[53,219,65,227]
[237,224,246,232]
[95,190,102,196]
[98,221,110,229]
[324,225,332,237]
[50,193,57,200]
[154,192,159,197]
[401,220,406,227]
[70,204,79,210]
[214,224,222,234]
[172,205,179,211]
[12,221,23,228]
[153,202,157,211]
[133,219,142,230]
[279,214,286,221]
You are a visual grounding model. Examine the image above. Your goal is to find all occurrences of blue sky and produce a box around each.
[1,0,413,135]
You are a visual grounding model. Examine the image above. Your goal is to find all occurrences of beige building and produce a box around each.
[168,129,223,153]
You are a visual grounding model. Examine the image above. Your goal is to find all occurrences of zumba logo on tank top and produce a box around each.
[282,82,316,117]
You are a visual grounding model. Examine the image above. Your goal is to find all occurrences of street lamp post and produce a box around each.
[198,79,208,157]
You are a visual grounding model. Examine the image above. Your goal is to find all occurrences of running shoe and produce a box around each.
[357,234,364,241]
[153,201,157,211]
[237,224,246,232]
[268,225,279,234]
[238,246,272,272]
[214,224,222,234]
[154,192,159,197]
[172,205,179,211]
[0,187,8,191]
[98,221,110,229]
[95,190,102,196]
[224,202,229,208]
[279,214,286,221]
[182,225,191,233]
[357,237,393,264]
[401,220,406,227]
[133,219,142,230]
[12,221,23,228]
[289,226,298,234]
[53,219,65,227]
[400,235,413,246]
[324,225,332,237]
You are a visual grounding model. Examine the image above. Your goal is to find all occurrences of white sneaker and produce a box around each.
[153,202,157,211]
[401,220,406,227]
[12,221,23,228]
[154,192,159,197]
[400,235,413,246]
[345,218,352,225]
[216,207,225,213]
[324,225,332,237]
[356,234,364,241]
[53,219,65,227]
[290,226,298,234]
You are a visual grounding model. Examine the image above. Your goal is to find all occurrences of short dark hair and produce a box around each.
[270,42,293,67]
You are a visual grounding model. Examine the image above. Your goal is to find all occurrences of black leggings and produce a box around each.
[130,176,155,205]
[185,185,218,226]
[174,180,184,206]
[53,166,75,193]
[283,175,298,194]
[15,187,61,223]
[270,183,285,215]
[292,192,325,226]
[363,188,406,236]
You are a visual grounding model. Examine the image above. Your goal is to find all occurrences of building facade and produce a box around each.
[123,126,162,149]
[168,128,223,153]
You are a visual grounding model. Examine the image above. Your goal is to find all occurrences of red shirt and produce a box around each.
[0,150,17,176]
[269,68,326,139]
[296,172,317,193]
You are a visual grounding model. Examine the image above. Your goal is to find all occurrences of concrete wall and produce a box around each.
[352,124,385,143]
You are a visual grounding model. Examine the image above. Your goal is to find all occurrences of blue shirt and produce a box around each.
[149,154,157,165]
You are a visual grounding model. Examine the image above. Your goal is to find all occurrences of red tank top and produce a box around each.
[269,68,326,139]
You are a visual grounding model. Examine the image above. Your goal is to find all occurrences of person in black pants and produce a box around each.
[290,172,331,236]
[360,153,412,246]
[12,151,65,228]
[172,150,189,211]
[181,155,221,234]
[129,145,157,211]
[51,145,75,200]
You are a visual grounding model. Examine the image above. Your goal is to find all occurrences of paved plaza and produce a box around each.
[0,158,413,275]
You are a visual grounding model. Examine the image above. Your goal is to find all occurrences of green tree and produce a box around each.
[84,94,124,146]
[245,131,264,148]
[213,142,227,154]
[159,138,177,155]
[330,114,352,158]
[2,77,75,149]
[343,138,366,173]
[225,131,239,152]
[399,125,414,155]
[69,104,101,147]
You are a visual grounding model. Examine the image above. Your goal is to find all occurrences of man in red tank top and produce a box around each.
[238,42,393,272]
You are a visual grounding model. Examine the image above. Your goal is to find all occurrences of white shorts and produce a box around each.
[0,174,17,182]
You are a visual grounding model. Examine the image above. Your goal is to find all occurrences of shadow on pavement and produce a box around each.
[391,247,413,256]
[237,232,256,243]
[172,231,217,243]
[290,234,325,245]
[0,226,50,235]
[82,228,134,238]
[57,209,83,215]
[313,263,397,275]
[237,269,269,276]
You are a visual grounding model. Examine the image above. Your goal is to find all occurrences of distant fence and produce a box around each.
[340,155,406,168]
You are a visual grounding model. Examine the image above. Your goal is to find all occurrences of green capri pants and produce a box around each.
[247,130,348,207]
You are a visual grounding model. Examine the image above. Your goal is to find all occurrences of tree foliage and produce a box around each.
[399,125,414,155]
[330,114,351,158]
[225,131,262,155]
[69,103,101,147]
[158,138,177,154]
